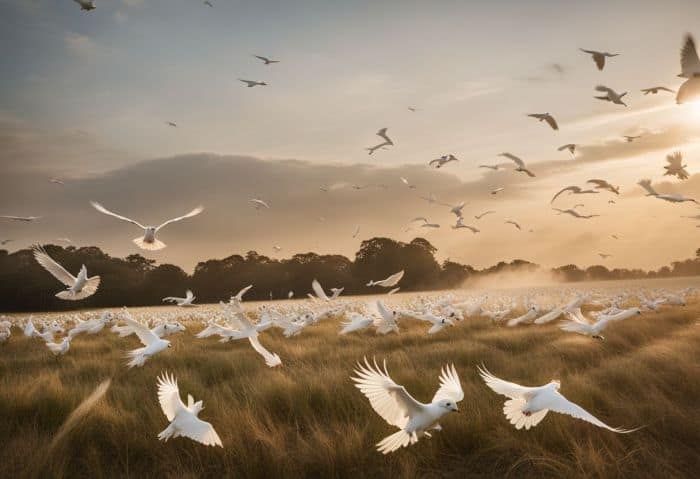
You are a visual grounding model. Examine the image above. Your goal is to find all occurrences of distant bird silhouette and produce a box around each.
[557,144,576,156]
[165,121,177,127]
[637,179,698,204]
[550,186,599,204]
[239,79,267,87]
[505,220,521,230]
[579,48,619,71]
[553,208,599,219]
[0,215,40,222]
[499,153,535,177]
[586,179,620,195]
[640,86,675,95]
[429,155,459,168]
[452,217,479,233]
[663,151,689,180]
[73,0,96,11]
[676,35,700,104]
[474,210,495,220]
[527,113,559,130]
[624,135,642,143]
[254,55,279,65]
[594,85,627,106]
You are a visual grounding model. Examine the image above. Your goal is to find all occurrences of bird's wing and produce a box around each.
[90,202,146,229]
[32,246,76,286]
[637,179,657,196]
[666,151,683,167]
[254,55,268,62]
[352,357,423,428]
[478,365,537,399]
[500,153,524,167]
[178,413,223,447]
[551,186,576,203]
[382,270,404,287]
[123,316,160,346]
[376,300,393,321]
[579,48,596,54]
[185,290,194,300]
[248,335,281,367]
[680,35,700,77]
[586,179,607,188]
[157,372,186,421]
[428,158,441,166]
[311,279,330,301]
[377,129,393,144]
[156,206,204,231]
[522,168,536,177]
[595,85,614,94]
[545,390,635,433]
[545,115,559,130]
[431,364,464,403]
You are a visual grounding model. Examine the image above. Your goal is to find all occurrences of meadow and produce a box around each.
[1,293,700,478]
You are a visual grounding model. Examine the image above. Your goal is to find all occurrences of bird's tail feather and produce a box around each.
[503,398,548,430]
[56,277,101,300]
[133,236,166,251]
[126,347,147,368]
[376,430,412,454]
[157,423,175,442]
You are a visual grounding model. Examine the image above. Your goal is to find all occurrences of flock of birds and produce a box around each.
[1,1,700,461]
[1,276,694,453]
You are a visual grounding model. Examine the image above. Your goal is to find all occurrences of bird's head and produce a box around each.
[550,379,561,390]
[437,398,459,413]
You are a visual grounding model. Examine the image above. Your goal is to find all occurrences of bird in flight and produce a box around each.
[0,215,40,222]
[400,177,416,189]
[253,55,279,65]
[527,113,559,130]
[586,179,620,195]
[156,372,222,447]
[407,106,417,112]
[663,151,689,180]
[599,253,613,259]
[474,210,495,220]
[676,34,700,104]
[429,154,459,168]
[165,121,177,127]
[352,358,463,454]
[366,128,394,155]
[367,270,404,288]
[239,79,267,87]
[638,179,698,204]
[33,246,100,301]
[624,135,642,143]
[579,48,619,71]
[491,187,505,195]
[204,0,214,7]
[479,365,638,432]
[250,198,270,210]
[557,144,576,156]
[49,178,65,185]
[163,290,197,307]
[499,153,535,177]
[90,202,203,251]
[640,86,675,95]
[479,163,500,170]
[505,220,521,230]
[550,185,599,204]
[553,208,599,219]
[73,0,96,11]
[594,85,628,106]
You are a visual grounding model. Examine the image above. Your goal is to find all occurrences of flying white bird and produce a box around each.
[203,0,214,6]
[429,155,459,168]
[550,185,599,203]
[231,285,253,303]
[676,35,700,104]
[579,48,619,71]
[311,279,344,302]
[253,55,279,65]
[73,0,96,11]
[367,270,404,288]
[599,253,613,259]
[162,290,197,307]
[478,366,637,433]
[165,121,177,127]
[0,215,40,222]
[491,187,505,195]
[32,246,100,300]
[400,177,416,189]
[239,79,267,87]
[663,151,689,180]
[559,307,641,339]
[479,164,501,170]
[222,303,281,367]
[90,202,203,251]
[506,305,538,327]
[499,153,535,177]
[250,198,270,210]
[637,179,698,204]
[352,358,463,454]
[352,225,361,238]
[594,85,628,106]
[527,113,559,130]
[156,373,223,447]
[49,178,65,185]
[339,312,374,335]
[122,314,171,368]
[46,337,71,356]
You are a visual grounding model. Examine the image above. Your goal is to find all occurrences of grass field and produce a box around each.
[1,297,700,478]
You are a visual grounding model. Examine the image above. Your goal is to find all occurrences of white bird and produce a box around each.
[73,0,96,11]
[250,198,270,210]
[452,217,479,233]
[162,290,197,307]
[479,164,501,170]
[90,202,203,251]
[311,279,343,302]
[550,185,599,204]
[122,314,171,368]
[272,245,282,252]
[373,301,400,335]
[676,35,700,104]
[579,48,619,71]
[231,285,253,304]
[599,253,613,259]
[352,358,463,454]
[222,304,281,367]
[560,307,640,340]
[68,312,113,338]
[624,135,642,143]
[203,0,214,7]
[367,270,404,288]
[527,113,559,131]
[165,121,177,127]
[32,246,100,300]
[412,312,455,334]
[339,312,374,335]
[46,337,71,356]
[664,151,689,180]
[479,366,636,433]
[156,373,222,447]
[637,179,698,204]
[400,177,416,189]
[0,215,40,222]
[506,306,538,327]
[594,85,628,106]
[352,225,361,238]
[491,187,505,195]
[429,155,459,168]
[253,55,279,65]
[239,79,267,87]
[499,153,535,177]
[49,178,65,185]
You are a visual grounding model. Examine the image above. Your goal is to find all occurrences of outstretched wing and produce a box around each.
[123,313,160,346]
[637,179,657,196]
[90,202,146,229]
[478,365,538,399]
[432,364,464,403]
[352,357,423,428]
[157,372,186,421]
[551,186,577,204]
[312,279,330,301]
[499,153,524,168]
[32,246,76,286]
[248,334,281,367]
[545,115,559,130]
[545,390,637,433]
[156,206,204,231]
[178,414,223,447]
[680,35,700,77]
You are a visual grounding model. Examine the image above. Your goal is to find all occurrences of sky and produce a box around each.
[1,0,700,272]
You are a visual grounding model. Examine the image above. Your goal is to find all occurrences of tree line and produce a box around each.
[1,239,699,311]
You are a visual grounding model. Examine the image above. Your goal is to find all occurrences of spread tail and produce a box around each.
[504,398,549,430]
[133,236,166,251]
[376,430,414,454]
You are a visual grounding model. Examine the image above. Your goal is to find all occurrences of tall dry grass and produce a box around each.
[1,304,699,478]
